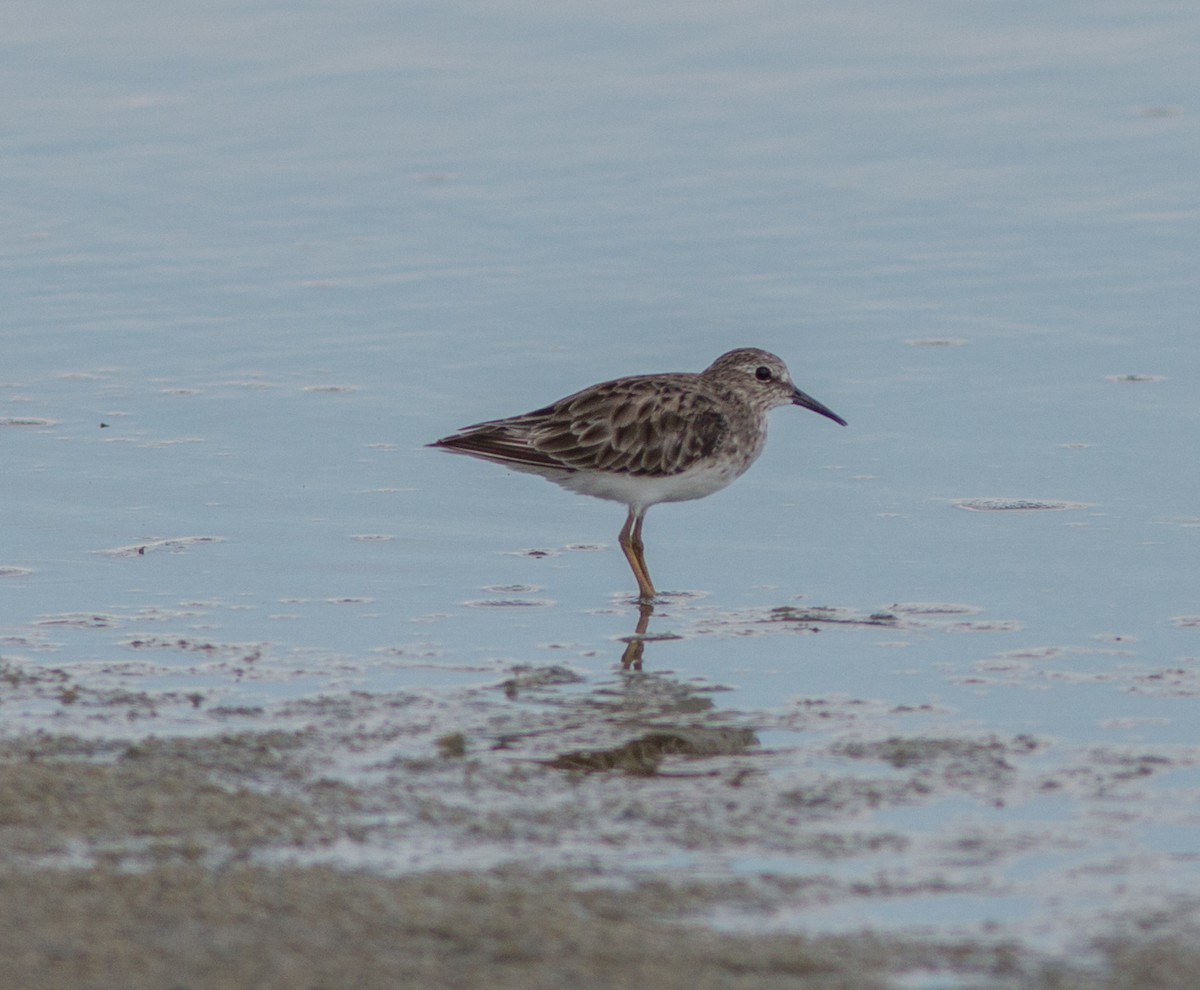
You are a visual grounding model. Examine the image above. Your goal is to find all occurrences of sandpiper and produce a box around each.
[429,348,846,601]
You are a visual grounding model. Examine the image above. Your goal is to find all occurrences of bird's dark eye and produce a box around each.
[755,366,772,382]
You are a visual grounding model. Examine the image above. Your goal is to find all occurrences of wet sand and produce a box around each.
[2,679,1199,990]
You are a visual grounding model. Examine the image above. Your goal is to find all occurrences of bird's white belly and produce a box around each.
[553,459,745,510]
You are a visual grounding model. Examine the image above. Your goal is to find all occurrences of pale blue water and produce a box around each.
[4,0,1200,954]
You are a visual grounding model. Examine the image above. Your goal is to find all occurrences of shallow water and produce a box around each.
[4,0,1200,971]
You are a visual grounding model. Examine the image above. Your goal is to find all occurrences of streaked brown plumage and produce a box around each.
[430,348,846,601]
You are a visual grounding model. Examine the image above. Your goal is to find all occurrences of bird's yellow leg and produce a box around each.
[619,508,656,602]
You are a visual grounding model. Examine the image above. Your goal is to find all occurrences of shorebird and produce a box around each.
[430,348,846,601]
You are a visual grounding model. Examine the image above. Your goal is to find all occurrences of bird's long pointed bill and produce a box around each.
[792,387,847,426]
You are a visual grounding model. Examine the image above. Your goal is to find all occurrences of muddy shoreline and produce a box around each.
[3,672,1199,989]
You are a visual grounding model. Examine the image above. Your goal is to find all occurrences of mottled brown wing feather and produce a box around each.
[428,416,568,471]
[530,377,728,476]
[431,375,730,477]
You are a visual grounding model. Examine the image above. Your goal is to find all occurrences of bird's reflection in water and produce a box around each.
[619,601,682,669]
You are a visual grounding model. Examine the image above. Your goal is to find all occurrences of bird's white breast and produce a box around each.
[552,458,747,511]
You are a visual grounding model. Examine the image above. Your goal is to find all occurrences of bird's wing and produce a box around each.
[431,376,729,477]
[527,377,729,476]
[428,411,566,471]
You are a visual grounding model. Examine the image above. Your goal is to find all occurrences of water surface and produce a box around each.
[4,0,1200,976]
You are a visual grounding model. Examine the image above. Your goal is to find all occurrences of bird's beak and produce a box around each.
[792,387,847,426]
